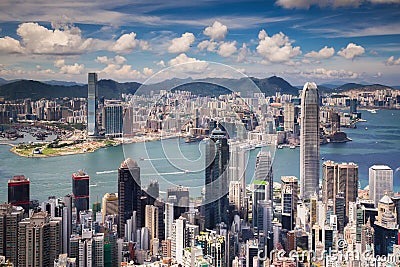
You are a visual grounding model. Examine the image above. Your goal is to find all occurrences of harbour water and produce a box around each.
[0,109,399,204]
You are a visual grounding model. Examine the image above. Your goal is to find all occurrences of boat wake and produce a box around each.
[96,170,118,175]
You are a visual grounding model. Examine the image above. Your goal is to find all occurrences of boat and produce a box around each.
[289,145,296,149]
[140,157,145,161]
[365,127,368,130]
[185,135,201,143]
[368,109,377,114]
[277,145,283,149]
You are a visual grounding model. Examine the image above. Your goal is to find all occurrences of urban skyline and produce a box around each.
[0,1,400,266]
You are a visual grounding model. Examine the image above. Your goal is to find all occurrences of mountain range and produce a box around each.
[0,76,396,101]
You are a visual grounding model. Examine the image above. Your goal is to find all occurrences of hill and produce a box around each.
[0,76,396,101]
[0,79,141,101]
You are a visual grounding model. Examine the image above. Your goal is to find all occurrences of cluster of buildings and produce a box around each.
[0,77,399,266]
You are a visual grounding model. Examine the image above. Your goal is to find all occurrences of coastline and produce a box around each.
[1,133,181,158]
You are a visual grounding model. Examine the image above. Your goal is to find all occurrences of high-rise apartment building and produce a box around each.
[369,165,393,206]
[284,102,295,132]
[8,175,30,214]
[18,212,62,267]
[145,205,159,241]
[118,158,142,238]
[0,204,24,265]
[102,193,118,224]
[204,127,230,230]
[72,170,90,215]
[87,72,98,136]
[300,82,320,199]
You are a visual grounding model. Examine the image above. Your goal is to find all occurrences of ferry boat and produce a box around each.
[185,135,202,143]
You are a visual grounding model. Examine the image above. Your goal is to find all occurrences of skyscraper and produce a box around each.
[18,211,62,266]
[281,176,298,231]
[369,165,393,206]
[251,151,273,230]
[72,170,90,215]
[8,175,30,215]
[62,194,73,255]
[204,127,230,230]
[103,100,123,137]
[101,193,118,224]
[322,161,358,219]
[300,82,320,200]
[0,204,24,265]
[87,72,98,136]
[118,158,142,238]
[254,151,273,201]
[284,102,295,132]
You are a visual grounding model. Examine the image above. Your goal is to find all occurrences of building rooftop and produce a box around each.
[281,176,298,183]
[379,194,394,205]
[120,158,138,169]
[370,165,392,171]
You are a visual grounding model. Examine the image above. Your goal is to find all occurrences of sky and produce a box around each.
[0,0,399,85]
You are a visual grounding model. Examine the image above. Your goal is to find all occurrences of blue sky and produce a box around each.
[0,0,399,85]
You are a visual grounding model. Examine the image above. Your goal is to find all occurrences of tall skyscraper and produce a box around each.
[8,175,30,214]
[0,204,24,265]
[300,82,320,199]
[164,202,174,240]
[281,176,298,231]
[373,194,398,255]
[118,158,142,238]
[62,194,73,255]
[254,151,273,201]
[369,165,393,206]
[284,102,295,132]
[72,170,90,215]
[252,151,273,230]
[204,127,230,230]
[103,100,123,137]
[145,205,159,241]
[102,192,118,224]
[87,72,98,136]
[322,161,358,219]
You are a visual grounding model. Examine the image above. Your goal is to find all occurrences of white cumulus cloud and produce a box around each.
[301,67,359,79]
[337,43,365,59]
[168,32,195,54]
[217,41,237,57]
[156,60,165,67]
[96,55,127,65]
[236,43,251,62]
[0,36,24,53]
[53,59,84,74]
[168,53,208,73]
[16,22,93,55]
[304,46,335,59]
[110,32,149,53]
[203,21,228,40]
[197,40,218,52]
[256,29,301,62]
[385,56,400,65]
